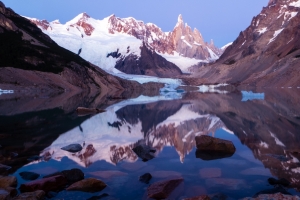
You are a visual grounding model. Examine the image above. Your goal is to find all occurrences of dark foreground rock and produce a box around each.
[242,193,300,200]
[0,164,11,173]
[132,144,156,162]
[76,107,106,116]
[139,173,152,184]
[66,178,107,193]
[44,168,84,184]
[19,172,40,181]
[268,177,290,187]
[87,193,109,200]
[195,135,236,154]
[0,176,17,188]
[61,144,83,153]
[0,187,17,199]
[253,186,291,198]
[19,175,67,193]
[14,190,45,200]
[147,178,183,199]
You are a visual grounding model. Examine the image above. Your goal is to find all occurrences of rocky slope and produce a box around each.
[192,0,300,87]
[0,1,147,98]
[28,13,221,75]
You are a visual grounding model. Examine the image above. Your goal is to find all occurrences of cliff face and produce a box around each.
[0,1,142,97]
[193,0,300,87]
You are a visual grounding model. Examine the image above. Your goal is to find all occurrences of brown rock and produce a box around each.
[241,193,300,200]
[66,178,106,193]
[183,195,211,200]
[0,176,17,188]
[2,187,17,197]
[199,168,221,178]
[14,190,45,200]
[76,107,106,116]
[147,178,183,199]
[195,135,236,154]
[19,175,67,193]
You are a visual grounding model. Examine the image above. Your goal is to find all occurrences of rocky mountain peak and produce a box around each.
[70,12,94,36]
[0,1,6,14]
[28,18,51,31]
[178,14,183,23]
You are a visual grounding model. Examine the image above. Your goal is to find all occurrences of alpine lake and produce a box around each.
[1,87,300,200]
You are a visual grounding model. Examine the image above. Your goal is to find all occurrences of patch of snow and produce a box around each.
[198,84,229,94]
[270,131,285,147]
[289,1,300,8]
[182,39,192,48]
[222,127,234,135]
[0,89,14,95]
[157,51,206,73]
[193,41,201,46]
[268,28,284,45]
[257,27,267,35]
[259,141,269,148]
[207,47,218,60]
[221,42,233,51]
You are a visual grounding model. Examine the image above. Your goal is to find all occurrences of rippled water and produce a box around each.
[1,89,300,199]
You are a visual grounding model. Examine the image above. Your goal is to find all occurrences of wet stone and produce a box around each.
[0,176,17,188]
[195,135,236,154]
[19,172,40,181]
[61,144,83,153]
[268,177,290,186]
[139,173,152,184]
[147,178,183,199]
[66,178,107,193]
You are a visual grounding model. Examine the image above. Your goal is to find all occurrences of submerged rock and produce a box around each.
[19,175,67,193]
[195,135,236,155]
[19,172,40,181]
[61,144,83,153]
[132,144,156,162]
[139,173,152,184]
[0,176,17,188]
[66,178,107,193]
[253,186,291,198]
[14,190,45,200]
[76,107,106,116]
[147,178,183,199]
[268,177,290,187]
[44,168,84,184]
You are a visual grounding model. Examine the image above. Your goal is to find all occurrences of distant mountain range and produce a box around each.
[28,13,223,76]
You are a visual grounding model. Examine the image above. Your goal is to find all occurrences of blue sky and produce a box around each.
[2,0,268,47]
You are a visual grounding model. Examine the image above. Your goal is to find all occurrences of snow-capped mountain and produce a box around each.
[195,0,300,87]
[28,13,222,75]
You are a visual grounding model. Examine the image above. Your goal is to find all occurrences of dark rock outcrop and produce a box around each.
[14,190,45,200]
[139,173,152,184]
[19,172,40,181]
[0,176,17,188]
[132,144,156,162]
[115,43,183,78]
[43,168,84,184]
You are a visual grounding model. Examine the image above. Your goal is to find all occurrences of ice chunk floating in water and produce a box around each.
[241,91,265,101]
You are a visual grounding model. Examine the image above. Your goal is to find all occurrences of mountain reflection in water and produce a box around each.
[1,89,300,199]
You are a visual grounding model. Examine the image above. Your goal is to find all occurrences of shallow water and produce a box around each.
[1,89,300,199]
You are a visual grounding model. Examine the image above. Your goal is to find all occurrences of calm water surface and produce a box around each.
[1,89,300,199]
